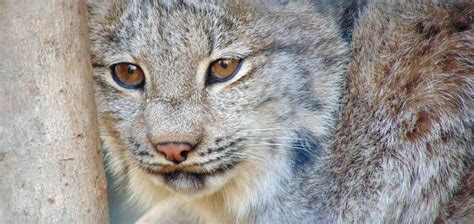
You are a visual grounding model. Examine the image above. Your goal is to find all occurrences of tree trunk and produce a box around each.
[0,0,109,223]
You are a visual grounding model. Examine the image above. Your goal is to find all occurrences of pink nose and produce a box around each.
[155,142,192,164]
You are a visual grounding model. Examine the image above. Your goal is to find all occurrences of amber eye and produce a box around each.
[207,58,242,84]
[111,63,145,89]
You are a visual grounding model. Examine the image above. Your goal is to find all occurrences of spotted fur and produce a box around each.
[88,1,473,223]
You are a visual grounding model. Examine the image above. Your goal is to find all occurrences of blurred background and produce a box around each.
[106,165,144,223]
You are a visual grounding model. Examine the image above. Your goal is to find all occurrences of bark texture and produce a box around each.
[0,1,109,223]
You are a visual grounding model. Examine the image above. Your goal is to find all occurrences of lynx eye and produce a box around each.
[207,58,242,84]
[111,63,145,89]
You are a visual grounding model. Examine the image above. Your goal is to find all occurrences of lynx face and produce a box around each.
[90,0,347,201]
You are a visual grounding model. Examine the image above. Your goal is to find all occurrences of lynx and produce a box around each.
[88,1,473,223]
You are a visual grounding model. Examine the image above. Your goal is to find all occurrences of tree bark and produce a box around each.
[0,0,109,223]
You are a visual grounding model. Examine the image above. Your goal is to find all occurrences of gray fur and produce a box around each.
[88,0,473,223]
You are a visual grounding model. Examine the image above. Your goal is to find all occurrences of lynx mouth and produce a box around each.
[143,165,234,176]
[142,161,239,193]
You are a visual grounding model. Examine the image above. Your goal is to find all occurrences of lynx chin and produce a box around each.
[88,0,473,223]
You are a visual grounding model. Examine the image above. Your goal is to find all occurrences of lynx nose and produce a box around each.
[155,142,192,164]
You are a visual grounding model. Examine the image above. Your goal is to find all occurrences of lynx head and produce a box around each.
[89,0,347,207]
